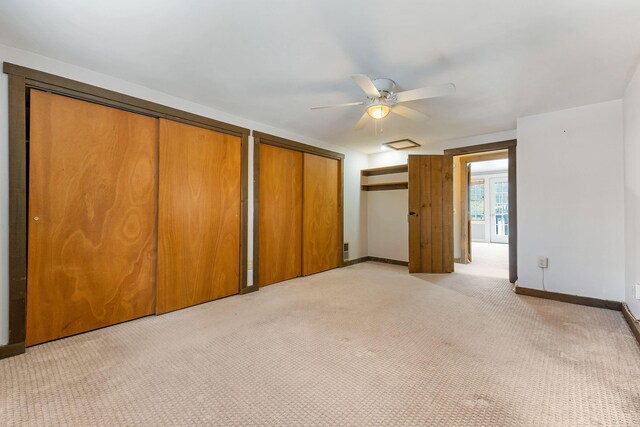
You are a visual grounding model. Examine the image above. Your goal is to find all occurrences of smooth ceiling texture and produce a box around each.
[0,0,639,153]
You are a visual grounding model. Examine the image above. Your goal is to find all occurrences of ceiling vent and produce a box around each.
[383,139,421,150]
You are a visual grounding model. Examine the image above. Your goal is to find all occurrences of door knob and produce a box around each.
[409,211,418,216]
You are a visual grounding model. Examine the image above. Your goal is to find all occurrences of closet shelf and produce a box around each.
[361,181,408,191]
[360,164,408,176]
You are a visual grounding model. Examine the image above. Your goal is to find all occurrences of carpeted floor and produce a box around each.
[1,261,639,426]
[468,241,509,278]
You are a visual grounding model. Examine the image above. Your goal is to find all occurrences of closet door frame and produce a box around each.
[252,131,344,289]
[2,62,251,359]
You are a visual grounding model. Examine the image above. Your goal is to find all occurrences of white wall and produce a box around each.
[517,100,625,301]
[365,172,409,262]
[365,130,516,264]
[367,190,409,262]
[623,63,640,319]
[0,44,369,345]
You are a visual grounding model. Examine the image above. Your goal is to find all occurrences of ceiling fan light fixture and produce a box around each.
[366,102,390,119]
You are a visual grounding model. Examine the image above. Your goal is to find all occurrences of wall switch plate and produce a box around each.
[247,260,253,270]
[635,283,640,300]
[537,256,549,268]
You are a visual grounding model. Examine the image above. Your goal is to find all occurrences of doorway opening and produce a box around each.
[467,157,509,277]
[445,140,517,282]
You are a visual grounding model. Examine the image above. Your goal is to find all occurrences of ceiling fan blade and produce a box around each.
[310,101,364,110]
[396,83,456,103]
[351,74,381,98]
[391,105,430,122]
[354,111,370,130]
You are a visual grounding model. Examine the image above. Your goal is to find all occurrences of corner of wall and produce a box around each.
[623,62,640,319]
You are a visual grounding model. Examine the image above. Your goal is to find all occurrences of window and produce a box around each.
[470,179,485,221]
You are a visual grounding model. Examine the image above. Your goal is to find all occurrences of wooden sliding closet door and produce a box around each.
[302,153,341,275]
[259,144,303,286]
[156,119,241,314]
[27,90,157,346]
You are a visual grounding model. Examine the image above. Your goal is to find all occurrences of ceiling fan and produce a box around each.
[311,74,456,130]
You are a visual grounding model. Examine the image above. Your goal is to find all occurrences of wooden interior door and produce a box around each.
[156,119,241,314]
[302,153,341,276]
[408,155,454,273]
[27,90,157,346]
[258,144,303,286]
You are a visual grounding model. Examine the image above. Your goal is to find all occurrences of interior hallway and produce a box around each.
[1,262,639,426]
[459,242,510,278]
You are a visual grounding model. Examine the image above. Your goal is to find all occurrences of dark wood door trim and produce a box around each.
[1,74,28,359]
[239,134,250,294]
[253,131,345,160]
[444,139,516,156]
[252,132,344,289]
[445,140,518,283]
[2,62,250,359]
[3,63,250,137]
[622,304,640,347]
[250,140,261,292]
[508,145,518,284]
[515,286,622,311]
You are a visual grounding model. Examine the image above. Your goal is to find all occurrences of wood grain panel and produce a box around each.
[27,90,157,346]
[444,157,455,272]
[420,156,433,272]
[431,156,444,272]
[408,155,454,273]
[157,119,241,314]
[408,156,421,273]
[443,161,454,270]
[302,153,340,276]
[258,144,302,286]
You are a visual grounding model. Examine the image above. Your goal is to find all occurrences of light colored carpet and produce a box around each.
[468,241,509,278]
[1,262,639,426]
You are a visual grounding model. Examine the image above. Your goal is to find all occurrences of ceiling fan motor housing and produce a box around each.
[370,79,397,106]
[372,78,396,94]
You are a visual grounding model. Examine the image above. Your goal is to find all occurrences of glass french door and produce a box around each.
[490,178,509,243]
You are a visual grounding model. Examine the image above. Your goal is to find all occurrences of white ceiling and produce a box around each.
[1,1,639,153]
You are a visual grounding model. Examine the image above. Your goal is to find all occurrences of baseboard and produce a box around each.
[240,285,259,295]
[366,256,409,267]
[0,342,25,360]
[622,303,640,347]
[343,257,369,267]
[515,286,622,311]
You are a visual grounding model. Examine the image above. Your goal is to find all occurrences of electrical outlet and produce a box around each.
[248,260,253,269]
[635,283,640,300]
[537,256,548,268]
